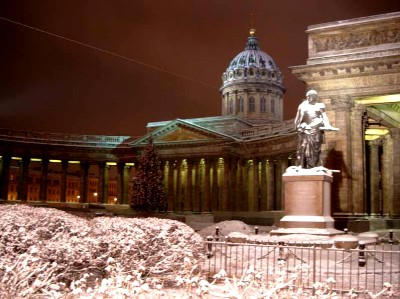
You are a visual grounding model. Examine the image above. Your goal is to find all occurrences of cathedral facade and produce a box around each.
[0,12,399,227]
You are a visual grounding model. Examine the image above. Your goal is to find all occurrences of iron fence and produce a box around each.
[204,237,400,298]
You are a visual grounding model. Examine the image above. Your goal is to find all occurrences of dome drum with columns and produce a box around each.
[221,29,286,124]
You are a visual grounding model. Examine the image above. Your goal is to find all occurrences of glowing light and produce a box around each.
[11,157,22,160]
[356,94,399,105]
[94,192,98,197]
[68,161,80,164]
[126,162,135,166]
[106,162,117,166]
[365,128,389,136]
[31,158,42,162]
[50,159,62,163]
[365,135,379,141]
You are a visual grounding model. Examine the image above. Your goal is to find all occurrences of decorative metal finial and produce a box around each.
[249,28,256,36]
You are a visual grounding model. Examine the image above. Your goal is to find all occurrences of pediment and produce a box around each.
[159,127,210,142]
[131,119,237,147]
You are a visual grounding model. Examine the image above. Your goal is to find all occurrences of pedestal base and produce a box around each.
[270,227,344,236]
[276,167,343,236]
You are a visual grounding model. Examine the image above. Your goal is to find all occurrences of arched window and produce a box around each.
[260,97,266,113]
[238,97,244,112]
[249,97,255,112]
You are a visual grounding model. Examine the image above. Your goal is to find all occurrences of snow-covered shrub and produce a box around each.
[0,204,204,298]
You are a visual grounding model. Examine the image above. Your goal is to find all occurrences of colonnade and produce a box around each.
[324,98,400,218]
[162,156,292,213]
[0,153,297,213]
[367,128,400,217]
[0,156,133,205]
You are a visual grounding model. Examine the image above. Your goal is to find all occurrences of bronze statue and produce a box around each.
[294,90,336,169]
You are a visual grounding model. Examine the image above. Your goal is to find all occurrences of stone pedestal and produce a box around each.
[271,166,343,236]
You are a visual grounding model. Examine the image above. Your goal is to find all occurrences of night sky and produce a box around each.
[1,1,399,137]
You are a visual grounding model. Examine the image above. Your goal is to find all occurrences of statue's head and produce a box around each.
[306,89,318,103]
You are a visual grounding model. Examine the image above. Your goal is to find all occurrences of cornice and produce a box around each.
[0,128,133,149]
[290,56,400,82]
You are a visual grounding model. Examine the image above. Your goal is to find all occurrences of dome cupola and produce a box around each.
[220,29,286,124]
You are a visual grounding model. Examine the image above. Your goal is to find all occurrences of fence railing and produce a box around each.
[204,238,399,298]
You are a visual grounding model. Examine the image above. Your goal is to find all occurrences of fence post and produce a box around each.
[224,236,228,275]
[207,236,213,258]
[215,226,220,241]
[389,230,394,245]
[312,244,316,296]
[278,241,285,261]
[358,241,366,267]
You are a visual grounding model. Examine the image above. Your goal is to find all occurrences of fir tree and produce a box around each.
[130,137,167,212]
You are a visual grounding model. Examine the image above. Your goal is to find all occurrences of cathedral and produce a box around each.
[0,12,399,229]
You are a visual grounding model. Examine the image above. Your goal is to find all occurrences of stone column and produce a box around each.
[202,159,211,212]
[260,159,268,210]
[18,157,30,201]
[176,160,182,211]
[274,159,283,210]
[237,159,246,211]
[368,140,381,216]
[222,93,228,116]
[280,157,289,210]
[80,162,89,203]
[244,93,249,118]
[167,161,175,212]
[384,129,400,217]
[185,160,193,212]
[221,157,230,211]
[193,159,201,213]
[60,160,68,202]
[40,159,49,202]
[381,134,392,216]
[230,158,237,211]
[211,158,219,211]
[330,97,353,213]
[116,162,128,205]
[351,103,366,214]
[123,164,130,204]
[253,159,260,211]
[0,155,11,200]
[266,159,275,210]
[98,162,109,204]
[391,129,400,217]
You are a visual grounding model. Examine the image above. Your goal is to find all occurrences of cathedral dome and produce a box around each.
[221,29,284,90]
[220,29,285,124]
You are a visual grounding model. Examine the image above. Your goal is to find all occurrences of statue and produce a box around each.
[294,90,337,169]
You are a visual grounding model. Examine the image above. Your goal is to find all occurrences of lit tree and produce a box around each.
[130,137,167,212]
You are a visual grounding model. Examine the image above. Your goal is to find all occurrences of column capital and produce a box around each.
[389,128,400,140]
[330,96,353,111]
[353,102,367,113]
[368,139,382,149]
